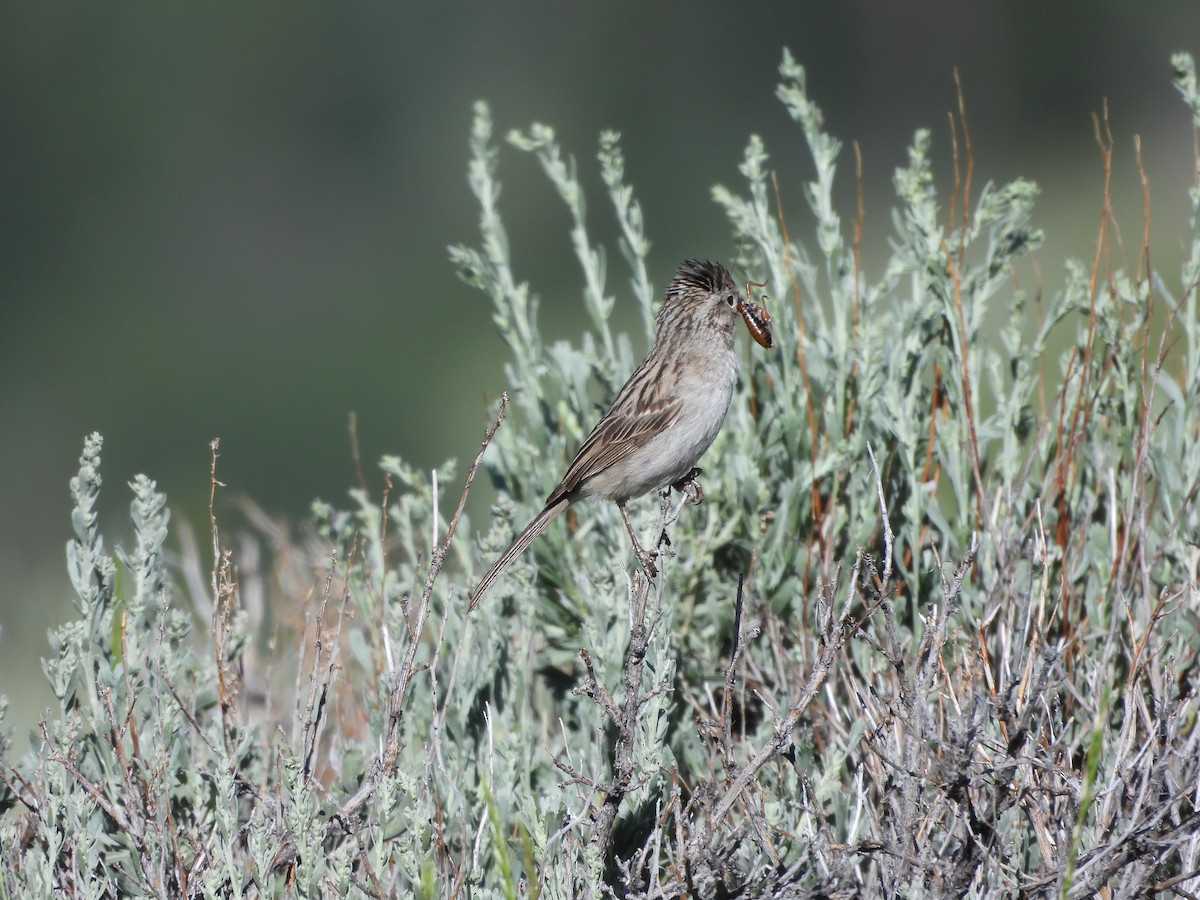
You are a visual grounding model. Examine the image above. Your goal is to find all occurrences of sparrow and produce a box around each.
[469,259,772,609]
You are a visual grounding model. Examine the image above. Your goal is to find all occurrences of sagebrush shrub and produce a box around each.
[2,50,1198,899]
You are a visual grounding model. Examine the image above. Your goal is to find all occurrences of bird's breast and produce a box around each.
[589,347,738,501]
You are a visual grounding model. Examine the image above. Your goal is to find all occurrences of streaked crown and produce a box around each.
[666,259,737,301]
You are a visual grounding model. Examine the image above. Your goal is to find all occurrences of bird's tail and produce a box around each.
[468,497,569,611]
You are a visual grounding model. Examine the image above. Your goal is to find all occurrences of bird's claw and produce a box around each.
[672,467,705,505]
[637,548,659,578]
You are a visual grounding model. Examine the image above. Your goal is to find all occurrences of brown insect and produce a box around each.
[737,279,774,349]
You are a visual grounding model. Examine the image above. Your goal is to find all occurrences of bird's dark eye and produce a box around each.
[725,294,737,308]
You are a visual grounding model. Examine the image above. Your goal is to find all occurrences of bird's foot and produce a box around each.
[618,501,660,578]
[635,545,659,578]
[671,467,705,505]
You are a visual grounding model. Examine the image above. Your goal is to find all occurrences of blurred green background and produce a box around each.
[1,4,1194,732]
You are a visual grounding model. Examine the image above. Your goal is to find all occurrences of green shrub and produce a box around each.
[3,50,1198,898]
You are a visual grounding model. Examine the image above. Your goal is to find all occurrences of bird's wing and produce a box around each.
[547,390,682,504]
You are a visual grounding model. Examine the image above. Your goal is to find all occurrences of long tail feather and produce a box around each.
[468,497,569,611]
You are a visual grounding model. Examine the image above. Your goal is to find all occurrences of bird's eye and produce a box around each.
[725,294,737,308]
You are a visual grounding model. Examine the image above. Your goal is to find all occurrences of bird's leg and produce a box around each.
[617,502,658,577]
[671,466,705,505]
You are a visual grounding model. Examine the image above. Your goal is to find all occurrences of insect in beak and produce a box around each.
[737,280,774,349]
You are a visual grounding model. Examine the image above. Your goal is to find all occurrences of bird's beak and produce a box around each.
[736,297,774,349]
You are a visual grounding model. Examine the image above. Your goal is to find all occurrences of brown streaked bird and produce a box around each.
[468,259,773,610]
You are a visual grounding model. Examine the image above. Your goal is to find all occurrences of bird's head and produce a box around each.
[659,259,774,349]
